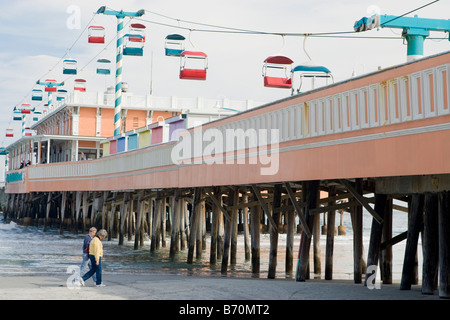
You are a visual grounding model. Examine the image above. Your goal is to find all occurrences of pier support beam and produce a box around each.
[119,192,129,245]
[43,192,52,232]
[251,203,261,275]
[187,189,201,264]
[351,179,365,283]
[438,191,450,298]
[364,193,386,287]
[242,192,251,261]
[325,186,336,280]
[59,191,67,235]
[169,191,180,257]
[422,193,439,295]
[400,194,424,290]
[296,180,319,282]
[134,191,145,250]
[381,198,393,284]
[268,184,282,279]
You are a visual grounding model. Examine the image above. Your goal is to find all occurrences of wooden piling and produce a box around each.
[108,194,117,241]
[422,193,439,295]
[285,203,295,276]
[268,184,282,279]
[43,192,52,232]
[221,189,236,274]
[196,198,205,259]
[74,191,81,234]
[325,186,336,280]
[161,197,167,248]
[134,191,145,250]
[364,193,386,286]
[209,189,221,264]
[381,198,393,284]
[351,179,364,283]
[101,191,108,229]
[127,197,134,242]
[82,191,88,232]
[59,191,67,235]
[230,189,239,265]
[242,192,251,261]
[400,194,424,290]
[296,180,319,282]
[170,192,180,257]
[438,191,450,298]
[187,189,200,264]
[251,203,261,275]
[151,197,162,252]
[119,192,129,245]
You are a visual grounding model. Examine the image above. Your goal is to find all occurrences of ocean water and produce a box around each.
[0,209,417,281]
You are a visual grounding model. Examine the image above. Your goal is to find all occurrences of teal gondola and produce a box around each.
[63,59,77,75]
[96,59,111,75]
[165,34,185,57]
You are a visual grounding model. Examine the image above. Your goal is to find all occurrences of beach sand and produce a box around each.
[0,233,441,301]
[0,273,439,300]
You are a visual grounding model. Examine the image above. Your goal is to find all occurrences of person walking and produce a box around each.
[79,227,97,283]
[80,229,107,287]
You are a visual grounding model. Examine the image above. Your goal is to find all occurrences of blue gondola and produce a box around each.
[32,88,43,101]
[96,59,111,75]
[33,111,42,122]
[291,64,333,94]
[63,59,78,75]
[123,34,144,56]
[56,89,68,101]
[165,34,185,57]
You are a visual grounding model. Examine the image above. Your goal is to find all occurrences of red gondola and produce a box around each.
[179,51,208,81]
[88,26,105,43]
[74,79,87,92]
[262,56,293,89]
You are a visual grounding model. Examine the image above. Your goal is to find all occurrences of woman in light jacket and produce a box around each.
[80,229,107,287]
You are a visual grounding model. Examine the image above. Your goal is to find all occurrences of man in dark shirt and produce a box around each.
[78,227,97,283]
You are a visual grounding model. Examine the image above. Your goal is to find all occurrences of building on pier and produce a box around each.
[4,85,261,170]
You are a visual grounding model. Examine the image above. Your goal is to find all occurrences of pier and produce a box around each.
[3,51,450,298]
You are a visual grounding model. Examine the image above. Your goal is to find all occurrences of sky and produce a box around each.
[0,0,448,178]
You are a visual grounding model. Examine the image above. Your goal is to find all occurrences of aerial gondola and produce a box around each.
[63,59,77,75]
[56,89,68,101]
[165,34,185,57]
[74,79,86,92]
[179,51,208,80]
[5,128,14,137]
[44,79,58,92]
[96,58,111,75]
[123,34,144,56]
[129,23,146,42]
[88,26,105,43]
[262,55,294,89]
[19,104,34,114]
[32,88,43,101]
[291,64,333,94]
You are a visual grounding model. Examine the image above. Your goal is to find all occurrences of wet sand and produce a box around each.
[0,273,439,300]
